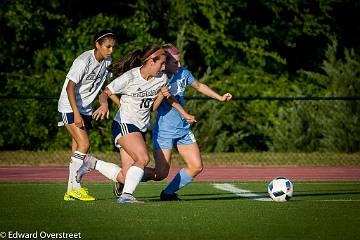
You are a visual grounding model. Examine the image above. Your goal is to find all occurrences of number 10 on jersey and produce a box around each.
[140,98,152,109]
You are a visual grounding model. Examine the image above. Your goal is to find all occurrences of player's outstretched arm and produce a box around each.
[93,88,112,120]
[159,86,196,123]
[167,96,196,123]
[191,80,232,101]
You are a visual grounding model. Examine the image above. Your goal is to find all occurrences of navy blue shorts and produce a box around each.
[111,121,146,148]
[58,112,93,131]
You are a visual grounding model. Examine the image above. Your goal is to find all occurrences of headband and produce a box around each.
[144,49,165,62]
[95,32,115,42]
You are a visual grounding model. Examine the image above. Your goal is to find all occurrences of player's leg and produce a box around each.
[111,121,134,198]
[76,154,123,183]
[63,123,95,201]
[143,149,172,181]
[64,138,79,201]
[119,148,135,180]
[61,111,98,201]
[112,148,134,198]
[112,120,133,183]
[117,132,150,203]
[155,149,172,179]
[161,132,202,200]
[78,148,133,200]
[177,142,203,178]
[75,151,125,199]
[75,119,127,198]
[143,133,173,181]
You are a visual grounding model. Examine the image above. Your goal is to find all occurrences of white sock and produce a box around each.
[95,160,121,182]
[67,151,85,192]
[122,166,144,195]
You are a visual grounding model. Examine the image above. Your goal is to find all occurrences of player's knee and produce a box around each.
[190,164,203,175]
[135,154,150,167]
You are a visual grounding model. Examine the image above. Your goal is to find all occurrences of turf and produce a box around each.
[1,181,360,240]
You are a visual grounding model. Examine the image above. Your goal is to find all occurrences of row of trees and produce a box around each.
[0,0,359,152]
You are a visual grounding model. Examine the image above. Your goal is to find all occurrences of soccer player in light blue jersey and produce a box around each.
[145,43,233,200]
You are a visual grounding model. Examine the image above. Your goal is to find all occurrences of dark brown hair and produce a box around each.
[93,30,116,46]
[108,44,164,78]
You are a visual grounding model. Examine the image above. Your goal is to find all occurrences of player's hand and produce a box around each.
[92,104,109,120]
[220,93,232,101]
[74,113,85,129]
[161,86,171,98]
[183,112,197,124]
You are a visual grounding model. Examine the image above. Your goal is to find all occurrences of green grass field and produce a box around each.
[1,181,360,240]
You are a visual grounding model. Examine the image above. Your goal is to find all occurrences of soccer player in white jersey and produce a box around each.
[57,30,119,201]
[76,44,196,203]
[145,43,233,200]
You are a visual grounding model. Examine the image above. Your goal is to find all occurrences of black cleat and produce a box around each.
[113,182,124,199]
[160,190,181,201]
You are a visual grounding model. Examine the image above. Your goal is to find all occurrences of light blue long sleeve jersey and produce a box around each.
[152,67,195,138]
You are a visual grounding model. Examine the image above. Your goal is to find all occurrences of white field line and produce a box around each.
[212,183,360,202]
[212,183,272,201]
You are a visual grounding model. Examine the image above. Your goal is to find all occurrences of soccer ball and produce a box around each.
[268,177,293,202]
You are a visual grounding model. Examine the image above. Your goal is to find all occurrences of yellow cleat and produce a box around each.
[64,192,75,201]
[68,188,96,201]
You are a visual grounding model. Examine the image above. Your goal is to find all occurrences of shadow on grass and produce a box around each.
[82,192,360,204]
[142,190,360,202]
[143,192,269,202]
[90,187,360,202]
[293,191,360,197]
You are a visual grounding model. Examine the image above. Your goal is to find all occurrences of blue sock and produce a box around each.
[164,168,193,194]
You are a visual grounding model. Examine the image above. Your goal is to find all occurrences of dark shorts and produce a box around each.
[58,112,93,131]
[111,121,146,148]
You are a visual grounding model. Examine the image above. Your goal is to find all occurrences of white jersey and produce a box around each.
[58,49,112,115]
[107,67,168,132]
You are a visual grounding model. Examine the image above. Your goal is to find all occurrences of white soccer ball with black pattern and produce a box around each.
[267,177,293,202]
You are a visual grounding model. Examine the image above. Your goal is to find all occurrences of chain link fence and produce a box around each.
[0,96,359,166]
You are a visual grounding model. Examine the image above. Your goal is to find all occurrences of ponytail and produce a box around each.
[108,44,164,78]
